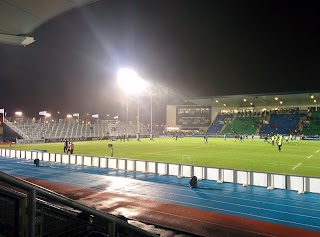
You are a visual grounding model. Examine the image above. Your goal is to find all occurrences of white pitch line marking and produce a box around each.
[292,163,302,170]
[316,150,319,153]
[307,155,313,159]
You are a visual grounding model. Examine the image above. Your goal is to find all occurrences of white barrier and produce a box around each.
[76,156,83,165]
[92,157,100,167]
[108,158,117,169]
[84,156,91,166]
[100,157,107,168]
[26,151,32,160]
[253,173,268,187]
[273,174,286,189]
[158,163,167,175]
[147,162,156,173]
[70,155,76,164]
[127,159,135,171]
[168,164,179,176]
[1,148,320,194]
[118,159,126,170]
[43,153,50,162]
[309,178,320,193]
[62,154,69,164]
[136,161,146,172]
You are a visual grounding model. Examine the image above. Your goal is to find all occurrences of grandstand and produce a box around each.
[2,118,152,142]
[166,91,320,138]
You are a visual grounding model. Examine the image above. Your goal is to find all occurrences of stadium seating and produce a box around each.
[3,118,151,140]
[206,114,234,134]
[259,113,303,135]
[302,111,320,135]
[223,116,260,135]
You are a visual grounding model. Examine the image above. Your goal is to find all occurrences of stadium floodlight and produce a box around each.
[15,111,22,116]
[150,94,153,140]
[117,68,146,138]
[117,68,145,94]
[67,114,72,118]
[43,113,51,124]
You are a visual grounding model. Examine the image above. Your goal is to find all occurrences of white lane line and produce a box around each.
[292,163,302,170]
[316,150,319,153]
[307,155,313,159]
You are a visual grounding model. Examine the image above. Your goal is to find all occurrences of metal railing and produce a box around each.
[0,171,159,237]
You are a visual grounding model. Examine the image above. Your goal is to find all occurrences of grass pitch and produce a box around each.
[2,137,320,177]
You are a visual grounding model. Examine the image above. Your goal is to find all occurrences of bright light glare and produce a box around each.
[15,111,22,116]
[117,68,145,94]
[45,113,51,117]
[67,114,72,118]
[107,176,138,190]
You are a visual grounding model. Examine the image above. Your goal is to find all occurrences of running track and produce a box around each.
[1,156,320,237]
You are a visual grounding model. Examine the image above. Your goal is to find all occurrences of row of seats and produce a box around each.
[4,119,151,140]
[223,117,261,135]
[302,111,320,135]
[259,114,302,135]
[206,114,234,134]
[207,112,308,135]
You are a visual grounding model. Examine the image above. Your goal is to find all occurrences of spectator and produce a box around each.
[70,142,75,154]
[189,176,198,188]
[34,158,40,167]
[64,139,68,153]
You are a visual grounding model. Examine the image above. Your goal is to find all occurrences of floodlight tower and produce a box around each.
[150,94,153,140]
[117,68,145,140]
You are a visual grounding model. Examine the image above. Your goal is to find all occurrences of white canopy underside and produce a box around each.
[0,0,98,46]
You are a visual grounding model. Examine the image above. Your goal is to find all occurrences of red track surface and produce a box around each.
[21,178,320,237]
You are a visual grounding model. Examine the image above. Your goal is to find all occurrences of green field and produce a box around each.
[2,137,320,177]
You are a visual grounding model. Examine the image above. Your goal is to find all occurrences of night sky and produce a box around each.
[0,0,319,124]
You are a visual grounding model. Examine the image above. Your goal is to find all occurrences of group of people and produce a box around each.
[268,134,300,152]
[63,140,75,154]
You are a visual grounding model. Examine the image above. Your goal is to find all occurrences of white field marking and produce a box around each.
[292,163,302,170]
[316,150,319,153]
[307,155,313,159]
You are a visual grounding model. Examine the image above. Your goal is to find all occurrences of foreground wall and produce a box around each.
[1,148,320,194]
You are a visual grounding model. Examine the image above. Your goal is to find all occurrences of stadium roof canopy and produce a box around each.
[184,91,320,109]
[0,0,98,46]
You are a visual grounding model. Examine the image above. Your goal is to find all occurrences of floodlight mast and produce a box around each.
[150,94,153,140]
[117,68,145,140]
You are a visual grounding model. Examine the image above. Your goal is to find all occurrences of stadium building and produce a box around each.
[166,91,320,138]
[1,91,320,143]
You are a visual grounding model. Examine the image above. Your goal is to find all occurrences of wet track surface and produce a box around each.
[1,156,320,237]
